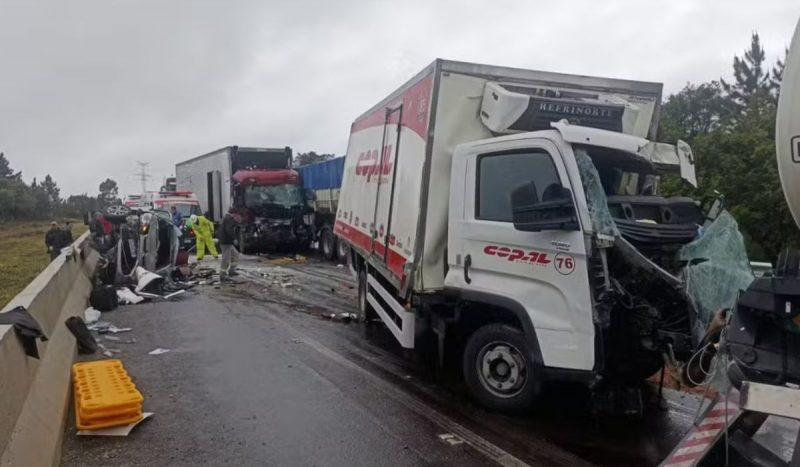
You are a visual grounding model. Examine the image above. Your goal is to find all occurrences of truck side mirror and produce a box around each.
[511,182,579,232]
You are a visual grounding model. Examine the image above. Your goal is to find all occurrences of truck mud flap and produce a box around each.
[366,273,415,349]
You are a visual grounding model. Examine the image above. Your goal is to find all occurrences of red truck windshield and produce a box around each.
[244,184,304,209]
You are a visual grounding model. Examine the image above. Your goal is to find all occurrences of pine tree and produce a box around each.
[0,152,21,179]
[721,32,774,116]
[42,174,61,205]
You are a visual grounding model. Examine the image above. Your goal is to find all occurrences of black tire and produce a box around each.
[335,237,349,262]
[104,204,131,223]
[357,269,378,323]
[463,323,540,411]
[321,229,335,261]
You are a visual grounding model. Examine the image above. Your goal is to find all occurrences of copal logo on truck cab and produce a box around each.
[483,245,551,265]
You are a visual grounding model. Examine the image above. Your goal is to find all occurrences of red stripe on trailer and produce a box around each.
[349,73,434,141]
[334,220,407,279]
[659,391,742,467]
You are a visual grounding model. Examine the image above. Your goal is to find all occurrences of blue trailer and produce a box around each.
[297,157,346,260]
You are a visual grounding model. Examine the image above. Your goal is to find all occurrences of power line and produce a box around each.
[134,161,152,193]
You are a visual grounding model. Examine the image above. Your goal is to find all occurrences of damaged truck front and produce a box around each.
[337,60,738,411]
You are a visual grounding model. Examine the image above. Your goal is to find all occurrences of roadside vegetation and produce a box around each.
[0,220,86,308]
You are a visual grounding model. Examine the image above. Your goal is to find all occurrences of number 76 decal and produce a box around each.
[554,253,575,275]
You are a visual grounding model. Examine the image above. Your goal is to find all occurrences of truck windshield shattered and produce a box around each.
[244,184,305,213]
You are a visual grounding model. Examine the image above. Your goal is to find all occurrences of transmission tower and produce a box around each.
[135,161,152,193]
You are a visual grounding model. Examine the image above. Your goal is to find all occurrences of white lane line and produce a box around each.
[260,309,536,467]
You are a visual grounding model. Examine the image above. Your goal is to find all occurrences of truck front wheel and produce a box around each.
[463,324,540,411]
[320,229,335,261]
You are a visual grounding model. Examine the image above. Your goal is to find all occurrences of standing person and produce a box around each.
[45,221,64,260]
[189,214,218,261]
[170,206,182,226]
[218,208,240,281]
[62,221,73,245]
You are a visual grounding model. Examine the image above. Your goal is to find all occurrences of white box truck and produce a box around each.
[336,59,703,411]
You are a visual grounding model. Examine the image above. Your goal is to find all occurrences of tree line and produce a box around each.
[0,153,121,221]
[658,32,794,260]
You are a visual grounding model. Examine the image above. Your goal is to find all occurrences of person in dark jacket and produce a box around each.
[62,221,74,244]
[218,208,240,280]
[45,221,65,260]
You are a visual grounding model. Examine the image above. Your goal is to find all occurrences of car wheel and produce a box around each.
[463,324,540,411]
[104,204,131,223]
[335,238,349,262]
[357,269,378,323]
[321,229,335,261]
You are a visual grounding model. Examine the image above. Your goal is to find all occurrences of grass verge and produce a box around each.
[0,220,87,309]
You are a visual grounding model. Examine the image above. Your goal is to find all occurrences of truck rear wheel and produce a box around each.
[336,238,349,262]
[321,229,335,261]
[357,269,378,323]
[463,324,540,411]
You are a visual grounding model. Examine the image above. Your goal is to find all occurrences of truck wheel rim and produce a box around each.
[477,342,526,398]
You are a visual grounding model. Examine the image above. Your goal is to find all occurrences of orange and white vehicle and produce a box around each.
[140,191,202,220]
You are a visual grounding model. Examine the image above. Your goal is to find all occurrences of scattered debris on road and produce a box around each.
[77,413,154,437]
[84,307,101,324]
[438,433,464,446]
[322,312,358,323]
[65,316,99,355]
[148,348,170,355]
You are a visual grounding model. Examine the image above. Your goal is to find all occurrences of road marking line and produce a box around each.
[260,309,536,467]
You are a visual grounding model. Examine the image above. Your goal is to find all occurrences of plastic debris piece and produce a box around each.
[77,412,154,436]
[108,325,132,334]
[438,433,464,445]
[134,267,164,293]
[84,307,102,324]
[117,288,144,305]
[148,348,170,355]
[164,290,186,300]
[65,317,98,355]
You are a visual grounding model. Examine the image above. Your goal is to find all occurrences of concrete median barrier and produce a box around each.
[0,232,98,467]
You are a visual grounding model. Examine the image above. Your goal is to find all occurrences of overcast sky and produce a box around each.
[1,0,798,197]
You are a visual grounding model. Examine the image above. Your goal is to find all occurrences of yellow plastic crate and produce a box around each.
[72,359,144,430]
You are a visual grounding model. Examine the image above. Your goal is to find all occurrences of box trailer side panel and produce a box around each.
[416,61,662,292]
[298,157,345,214]
[175,148,232,222]
[336,66,436,284]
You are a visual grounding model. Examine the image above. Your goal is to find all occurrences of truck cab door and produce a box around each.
[446,139,595,371]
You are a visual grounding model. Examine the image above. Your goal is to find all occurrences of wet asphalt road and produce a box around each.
[61,256,729,466]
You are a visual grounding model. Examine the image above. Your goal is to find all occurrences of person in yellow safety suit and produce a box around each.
[189,214,218,260]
